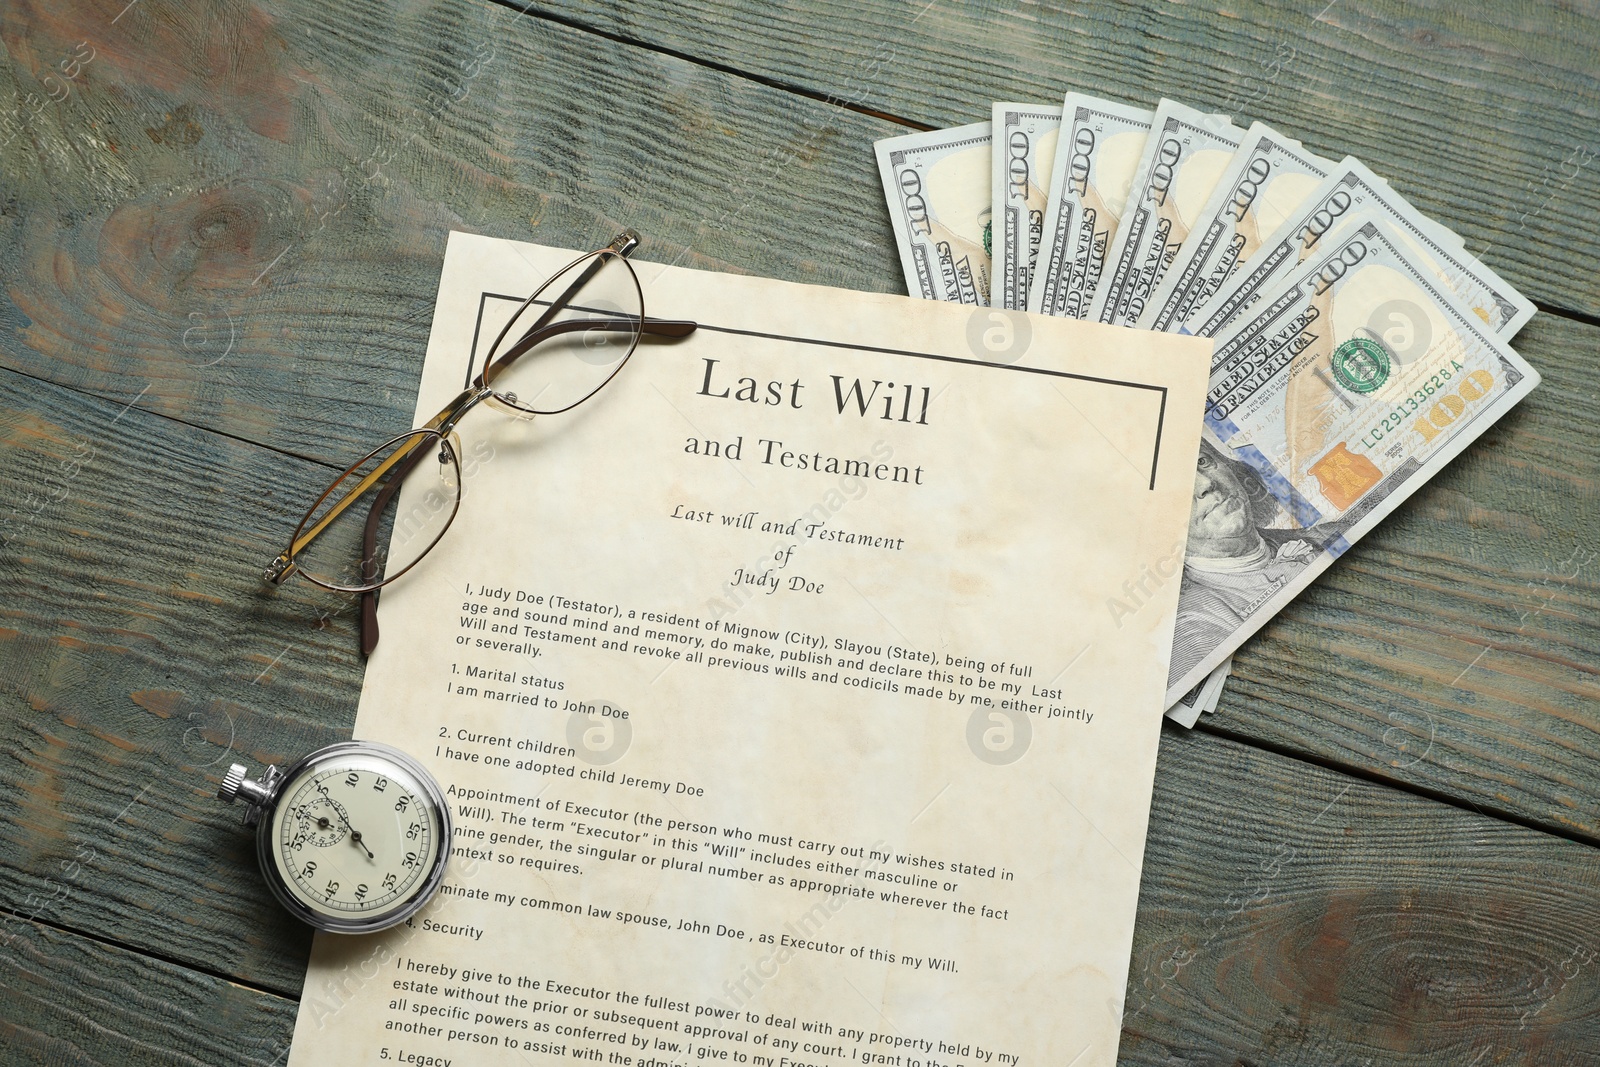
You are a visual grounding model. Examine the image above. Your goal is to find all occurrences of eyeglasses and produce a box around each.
[264,231,697,655]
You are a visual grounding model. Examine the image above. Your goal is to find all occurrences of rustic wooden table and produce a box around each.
[1,0,1597,1063]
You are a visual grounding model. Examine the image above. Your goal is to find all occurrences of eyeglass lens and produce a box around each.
[480,250,645,415]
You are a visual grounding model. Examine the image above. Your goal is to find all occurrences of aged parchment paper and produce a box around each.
[286,232,1210,1067]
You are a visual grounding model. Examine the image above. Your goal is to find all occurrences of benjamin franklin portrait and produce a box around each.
[1170,438,1348,684]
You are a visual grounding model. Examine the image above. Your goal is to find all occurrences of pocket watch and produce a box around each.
[218,741,453,934]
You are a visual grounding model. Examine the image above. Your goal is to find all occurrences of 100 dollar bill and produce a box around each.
[1087,100,1243,327]
[1167,657,1232,726]
[1139,122,1333,332]
[1027,95,1152,319]
[992,103,1062,310]
[1164,215,1540,703]
[1184,157,1535,340]
[875,122,993,305]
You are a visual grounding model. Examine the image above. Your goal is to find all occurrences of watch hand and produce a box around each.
[319,790,375,860]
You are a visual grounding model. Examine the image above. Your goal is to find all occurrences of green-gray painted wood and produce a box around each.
[1125,729,1600,1065]
[0,916,296,1064]
[0,0,1594,844]
[0,0,907,468]
[0,0,1597,1060]
[535,0,1600,320]
[0,360,1593,1052]
[1,354,1598,1056]
[0,364,362,996]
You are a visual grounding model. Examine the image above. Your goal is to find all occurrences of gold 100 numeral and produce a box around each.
[1413,369,1494,444]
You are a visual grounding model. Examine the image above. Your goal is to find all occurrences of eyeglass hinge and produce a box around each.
[608,230,640,257]
[264,553,296,584]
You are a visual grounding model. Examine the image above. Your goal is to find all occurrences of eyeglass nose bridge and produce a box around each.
[429,386,495,434]
[482,391,540,420]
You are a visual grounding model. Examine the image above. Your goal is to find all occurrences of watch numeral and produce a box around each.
[372,776,388,792]
[395,796,410,812]
[406,823,420,840]
[382,873,397,890]
[345,772,360,788]
[303,861,317,878]
[325,879,340,896]
[403,851,417,869]
[354,883,368,900]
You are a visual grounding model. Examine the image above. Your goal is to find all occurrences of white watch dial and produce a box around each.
[267,754,441,921]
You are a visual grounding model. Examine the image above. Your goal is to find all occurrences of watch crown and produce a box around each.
[219,763,248,804]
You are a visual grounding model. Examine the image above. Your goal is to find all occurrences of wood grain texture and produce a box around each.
[536,0,1600,320]
[0,363,365,996]
[0,0,906,467]
[0,915,296,1065]
[1125,728,1600,1065]
[0,0,1597,1060]
[0,0,1593,844]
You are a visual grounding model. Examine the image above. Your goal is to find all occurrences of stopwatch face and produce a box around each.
[259,742,450,933]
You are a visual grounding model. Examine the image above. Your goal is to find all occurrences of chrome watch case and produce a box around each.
[218,741,453,934]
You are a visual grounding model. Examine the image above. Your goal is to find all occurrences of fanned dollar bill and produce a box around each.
[1028,95,1153,319]
[1197,656,1231,714]
[1167,657,1231,727]
[1167,678,1209,728]
[1184,157,1536,340]
[867,100,1541,725]
[1138,122,1334,332]
[991,103,1062,310]
[1087,100,1244,327]
[1164,215,1540,703]
[875,122,993,305]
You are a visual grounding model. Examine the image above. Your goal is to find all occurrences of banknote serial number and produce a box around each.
[1361,362,1496,450]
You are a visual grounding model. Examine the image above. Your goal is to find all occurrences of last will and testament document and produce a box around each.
[285,232,1211,1067]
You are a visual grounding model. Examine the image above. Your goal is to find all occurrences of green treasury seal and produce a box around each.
[1330,337,1390,393]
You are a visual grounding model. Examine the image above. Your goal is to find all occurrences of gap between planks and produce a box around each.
[0,901,300,1003]
[483,0,934,131]
[1195,717,1600,853]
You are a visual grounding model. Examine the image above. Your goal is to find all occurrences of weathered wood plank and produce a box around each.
[1124,728,1600,1065]
[0,0,906,467]
[0,915,296,1065]
[0,1,1597,1055]
[535,0,1600,320]
[4,731,1596,1067]
[0,0,1595,843]
[0,365,363,996]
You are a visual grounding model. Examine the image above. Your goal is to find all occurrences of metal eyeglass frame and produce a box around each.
[262,230,697,656]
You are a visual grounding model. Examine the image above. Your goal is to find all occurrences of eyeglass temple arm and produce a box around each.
[356,436,434,656]
[278,314,696,570]
[477,316,697,389]
[517,230,639,340]
[270,429,437,577]
[480,230,685,377]
[643,319,698,337]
